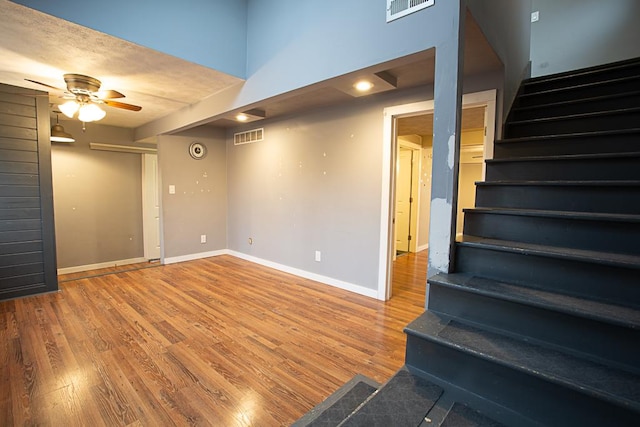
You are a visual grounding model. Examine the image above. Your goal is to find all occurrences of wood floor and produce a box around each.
[1,252,427,426]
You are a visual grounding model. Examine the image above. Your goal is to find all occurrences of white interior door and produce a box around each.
[395,148,413,254]
[143,154,161,260]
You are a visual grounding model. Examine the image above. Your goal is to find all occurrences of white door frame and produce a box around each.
[377,89,496,300]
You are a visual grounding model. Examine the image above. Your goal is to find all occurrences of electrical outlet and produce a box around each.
[531,11,539,22]
[200,234,207,244]
[315,251,321,262]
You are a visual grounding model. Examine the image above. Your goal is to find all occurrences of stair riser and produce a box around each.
[463,212,640,255]
[486,157,640,181]
[405,336,639,427]
[511,93,640,121]
[428,284,639,373]
[493,133,640,158]
[505,111,640,138]
[516,78,640,108]
[455,245,640,306]
[522,63,640,94]
[475,185,640,215]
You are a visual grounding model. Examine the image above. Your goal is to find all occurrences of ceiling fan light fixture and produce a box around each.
[59,100,79,118]
[78,103,106,122]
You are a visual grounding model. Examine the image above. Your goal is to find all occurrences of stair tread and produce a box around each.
[340,366,443,426]
[485,151,640,163]
[456,236,640,269]
[291,375,379,427]
[430,272,640,329]
[475,180,640,186]
[462,207,640,223]
[495,128,640,144]
[519,74,640,99]
[405,311,640,411]
[523,57,640,86]
[439,402,507,427]
[508,106,640,126]
[512,90,640,113]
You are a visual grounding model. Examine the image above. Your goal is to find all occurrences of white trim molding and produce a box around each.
[57,257,147,275]
[227,250,378,299]
[163,250,228,265]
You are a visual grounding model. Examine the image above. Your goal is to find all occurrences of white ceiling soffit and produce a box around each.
[0,0,243,128]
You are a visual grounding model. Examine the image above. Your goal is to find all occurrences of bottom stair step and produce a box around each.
[291,374,379,427]
[341,367,443,426]
[439,403,506,427]
[405,311,640,426]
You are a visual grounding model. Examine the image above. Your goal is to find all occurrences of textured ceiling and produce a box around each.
[397,106,487,138]
[0,0,242,128]
[0,1,502,133]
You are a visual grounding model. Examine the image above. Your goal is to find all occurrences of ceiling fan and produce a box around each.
[26,73,142,122]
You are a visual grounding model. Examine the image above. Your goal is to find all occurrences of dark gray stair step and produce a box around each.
[521,57,640,94]
[291,375,379,427]
[493,128,640,158]
[475,180,640,214]
[515,75,640,108]
[504,107,640,138]
[438,403,506,427]
[485,151,640,181]
[510,90,640,121]
[405,311,640,427]
[428,272,640,373]
[454,237,640,307]
[462,207,640,255]
[340,366,443,427]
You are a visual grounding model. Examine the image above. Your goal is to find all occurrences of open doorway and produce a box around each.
[379,90,496,300]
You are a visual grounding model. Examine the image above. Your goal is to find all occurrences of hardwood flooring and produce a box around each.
[1,252,427,426]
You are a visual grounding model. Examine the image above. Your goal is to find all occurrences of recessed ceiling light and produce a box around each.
[236,113,249,122]
[354,80,374,92]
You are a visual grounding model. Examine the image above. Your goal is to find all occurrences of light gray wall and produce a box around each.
[158,129,227,259]
[531,0,640,77]
[136,0,462,140]
[467,0,532,117]
[227,101,384,289]
[226,67,502,291]
[244,1,454,100]
[51,121,146,268]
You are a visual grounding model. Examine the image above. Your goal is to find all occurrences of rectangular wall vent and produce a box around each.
[234,128,264,145]
[387,0,434,22]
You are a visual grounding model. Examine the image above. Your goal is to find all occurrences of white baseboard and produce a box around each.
[163,249,229,265]
[227,250,378,299]
[57,257,148,275]
[56,250,378,299]
[417,244,428,252]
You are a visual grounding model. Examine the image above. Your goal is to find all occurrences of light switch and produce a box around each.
[169,185,176,194]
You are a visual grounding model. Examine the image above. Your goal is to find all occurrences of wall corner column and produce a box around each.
[426,1,466,307]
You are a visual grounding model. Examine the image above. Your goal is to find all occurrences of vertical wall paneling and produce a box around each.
[0,83,58,299]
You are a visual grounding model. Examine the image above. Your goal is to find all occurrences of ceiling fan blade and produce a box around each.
[97,89,125,99]
[24,78,64,92]
[103,99,142,111]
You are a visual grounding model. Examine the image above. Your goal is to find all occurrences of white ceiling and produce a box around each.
[0,1,503,136]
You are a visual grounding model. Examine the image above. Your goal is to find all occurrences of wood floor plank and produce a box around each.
[1,252,427,426]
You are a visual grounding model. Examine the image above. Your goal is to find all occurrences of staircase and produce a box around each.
[295,58,640,426]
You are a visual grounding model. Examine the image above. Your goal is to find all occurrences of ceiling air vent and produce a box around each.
[387,0,434,22]
[234,128,264,145]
